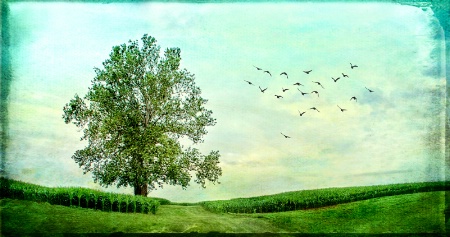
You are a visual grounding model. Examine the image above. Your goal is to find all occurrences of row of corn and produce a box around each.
[200,181,449,214]
[0,177,167,214]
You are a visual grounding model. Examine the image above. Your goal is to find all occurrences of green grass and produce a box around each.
[0,199,278,234]
[1,191,446,234]
[200,181,448,213]
[259,191,446,233]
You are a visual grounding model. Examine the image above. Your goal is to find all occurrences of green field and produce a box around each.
[1,192,446,234]
[0,178,165,215]
[201,181,448,214]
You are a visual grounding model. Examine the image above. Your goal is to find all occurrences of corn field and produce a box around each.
[0,178,168,214]
[200,181,449,214]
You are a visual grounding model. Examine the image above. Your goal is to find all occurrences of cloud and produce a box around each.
[350,169,415,177]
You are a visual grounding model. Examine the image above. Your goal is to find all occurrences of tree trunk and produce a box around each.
[134,183,148,196]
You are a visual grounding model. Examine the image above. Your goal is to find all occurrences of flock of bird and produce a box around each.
[243,63,375,139]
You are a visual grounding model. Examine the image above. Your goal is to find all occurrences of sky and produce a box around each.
[4,2,447,202]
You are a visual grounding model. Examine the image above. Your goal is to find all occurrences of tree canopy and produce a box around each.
[63,34,221,196]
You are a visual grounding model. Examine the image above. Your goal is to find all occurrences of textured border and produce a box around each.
[1,0,448,234]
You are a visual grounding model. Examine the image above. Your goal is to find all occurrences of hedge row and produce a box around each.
[201,181,449,214]
[0,178,163,214]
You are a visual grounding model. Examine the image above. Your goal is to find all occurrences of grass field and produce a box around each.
[1,191,446,234]
[200,181,448,214]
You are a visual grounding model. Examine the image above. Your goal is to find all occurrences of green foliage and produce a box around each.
[136,199,143,213]
[111,194,120,212]
[200,181,449,214]
[80,193,88,208]
[119,195,128,213]
[103,194,112,212]
[0,178,162,214]
[151,197,171,205]
[62,34,221,196]
[87,192,96,209]
[71,192,79,207]
[95,195,104,210]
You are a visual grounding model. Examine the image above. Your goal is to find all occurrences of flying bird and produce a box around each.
[311,91,319,97]
[244,80,254,85]
[280,72,288,78]
[342,73,349,78]
[253,65,263,71]
[298,110,306,116]
[264,70,272,77]
[303,70,312,74]
[365,87,374,92]
[275,95,283,99]
[331,77,340,82]
[297,89,308,95]
[350,63,358,69]
[310,107,320,112]
[312,81,324,89]
[293,82,304,86]
[259,86,267,93]
[337,105,346,112]
[281,132,291,138]
[282,88,289,92]
[350,96,357,102]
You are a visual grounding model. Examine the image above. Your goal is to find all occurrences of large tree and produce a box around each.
[63,35,222,196]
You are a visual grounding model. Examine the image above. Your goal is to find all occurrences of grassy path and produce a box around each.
[1,191,446,234]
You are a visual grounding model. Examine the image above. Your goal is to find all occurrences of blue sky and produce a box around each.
[4,2,446,202]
